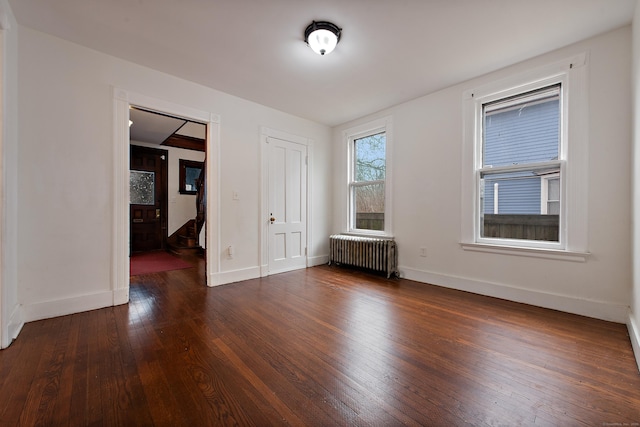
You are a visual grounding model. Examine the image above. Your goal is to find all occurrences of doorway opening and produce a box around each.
[113,87,221,304]
[129,107,206,276]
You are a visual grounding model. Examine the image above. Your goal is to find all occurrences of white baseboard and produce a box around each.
[113,288,129,306]
[262,256,327,276]
[23,290,115,323]
[228,258,328,283]
[308,254,329,267]
[400,266,629,323]
[209,266,261,287]
[7,304,23,342]
[2,303,24,349]
[627,312,640,372]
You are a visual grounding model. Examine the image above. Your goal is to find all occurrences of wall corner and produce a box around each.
[628,310,640,372]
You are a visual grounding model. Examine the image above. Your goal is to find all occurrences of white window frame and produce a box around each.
[461,53,589,261]
[344,116,393,237]
[540,172,560,215]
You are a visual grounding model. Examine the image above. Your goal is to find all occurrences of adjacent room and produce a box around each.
[1,0,640,424]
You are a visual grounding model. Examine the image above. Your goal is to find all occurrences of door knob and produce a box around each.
[270,216,276,223]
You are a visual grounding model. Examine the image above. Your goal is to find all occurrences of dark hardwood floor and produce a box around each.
[1,255,639,426]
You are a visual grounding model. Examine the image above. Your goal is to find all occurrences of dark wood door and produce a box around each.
[130,145,168,253]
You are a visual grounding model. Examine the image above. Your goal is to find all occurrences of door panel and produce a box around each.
[268,138,307,273]
[130,145,168,253]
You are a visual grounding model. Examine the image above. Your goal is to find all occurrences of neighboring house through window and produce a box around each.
[344,117,393,236]
[480,84,561,242]
[541,173,560,215]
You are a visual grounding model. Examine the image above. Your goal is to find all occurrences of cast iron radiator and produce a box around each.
[329,234,398,278]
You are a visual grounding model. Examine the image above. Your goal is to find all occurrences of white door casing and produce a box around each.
[260,128,311,276]
[113,87,221,301]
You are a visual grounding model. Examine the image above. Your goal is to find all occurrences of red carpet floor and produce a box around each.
[130,251,193,276]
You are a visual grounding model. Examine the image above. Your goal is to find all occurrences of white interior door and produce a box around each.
[268,137,307,274]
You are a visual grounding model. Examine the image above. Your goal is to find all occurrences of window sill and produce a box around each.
[460,242,589,262]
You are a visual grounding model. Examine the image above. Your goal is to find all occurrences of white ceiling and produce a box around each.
[9,0,637,126]
[129,108,206,145]
[129,108,186,145]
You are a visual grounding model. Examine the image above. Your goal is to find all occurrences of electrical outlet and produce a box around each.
[419,247,427,257]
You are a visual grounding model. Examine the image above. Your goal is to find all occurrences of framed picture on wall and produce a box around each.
[179,159,204,195]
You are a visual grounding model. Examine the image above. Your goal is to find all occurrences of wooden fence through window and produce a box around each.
[355,212,384,231]
[482,214,559,241]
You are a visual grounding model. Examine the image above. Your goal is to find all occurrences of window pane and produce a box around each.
[130,171,155,205]
[483,85,560,168]
[548,177,560,200]
[481,171,541,214]
[354,183,384,231]
[355,132,386,182]
[479,85,561,243]
[185,166,201,192]
[480,170,558,242]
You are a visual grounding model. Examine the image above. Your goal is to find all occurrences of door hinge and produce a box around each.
[305,156,308,165]
[305,247,307,256]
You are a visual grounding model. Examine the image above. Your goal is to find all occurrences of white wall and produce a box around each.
[0,0,19,348]
[630,0,640,370]
[334,26,632,323]
[17,26,332,322]
[130,140,205,236]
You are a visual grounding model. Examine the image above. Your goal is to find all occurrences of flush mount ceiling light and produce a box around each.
[304,21,341,56]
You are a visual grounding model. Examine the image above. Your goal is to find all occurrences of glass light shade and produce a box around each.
[307,28,338,55]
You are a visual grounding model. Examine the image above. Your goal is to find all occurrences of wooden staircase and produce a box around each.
[167,219,201,255]
[168,162,206,256]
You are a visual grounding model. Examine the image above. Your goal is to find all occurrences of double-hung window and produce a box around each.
[461,53,589,260]
[345,117,393,236]
[480,84,561,242]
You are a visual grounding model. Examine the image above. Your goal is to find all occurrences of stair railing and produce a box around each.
[195,158,206,235]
